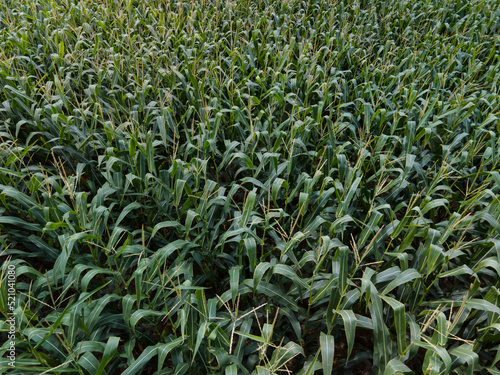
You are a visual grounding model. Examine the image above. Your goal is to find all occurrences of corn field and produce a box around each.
[1,0,500,374]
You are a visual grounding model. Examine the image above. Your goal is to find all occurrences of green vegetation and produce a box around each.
[1,0,500,373]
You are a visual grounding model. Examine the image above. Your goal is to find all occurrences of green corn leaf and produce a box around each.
[150,220,185,239]
[244,237,257,271]
[0,216,42,231]
[413,340,451,373]
[158,337,184,371]
[380,295,407,355]
[225,364,238,375]
[235,331,267,344]
[369,284,390,370]
[115,202,142,228]
[383,269,422,295]
[240,189,256,227]
[253,262,272,291]
[129,310,166,333]
[273,264,309,290]
[95,336,120,375]
[230,266,240,303]
[121,345,159,375]
[383,359,414,375]
[320,332,335,375]
[174,179,186,207]
[338,310,356,361]
[78,352,101,374]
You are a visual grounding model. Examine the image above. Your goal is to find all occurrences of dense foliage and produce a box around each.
[1,0,500,373]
